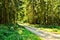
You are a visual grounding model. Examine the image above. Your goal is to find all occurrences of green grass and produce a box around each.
[40,28,60,34]
[28,24,60,34]
[0,23,42,40]
[17,26,42,40]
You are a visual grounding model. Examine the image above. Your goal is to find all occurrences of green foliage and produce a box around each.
[6,34,23,40]
[15,0,60,25]
[0,34,6,40]
[17,26,42,40]
[0,0,60,25]
[30,24,60,34]
[0,24,23,40]
[0,24,42,40]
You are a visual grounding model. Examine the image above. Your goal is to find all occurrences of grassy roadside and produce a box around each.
[0,23,42,40]
[17,25,42,40]
[24,24,60,34]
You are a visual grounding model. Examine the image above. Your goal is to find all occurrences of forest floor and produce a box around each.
[18,23,60,40]
[0,23,42,40]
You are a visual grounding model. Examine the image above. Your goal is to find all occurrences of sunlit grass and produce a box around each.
[17,26,42,40]
[40,28,60,34]
[0,23,42,40]
[27,24,60,34]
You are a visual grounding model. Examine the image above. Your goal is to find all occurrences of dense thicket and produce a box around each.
[0,0,60,25]
[0,0,21,23]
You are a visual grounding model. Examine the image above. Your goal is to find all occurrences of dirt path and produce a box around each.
[18,24,60,40]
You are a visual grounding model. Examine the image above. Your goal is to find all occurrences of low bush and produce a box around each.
[0,24,23,40]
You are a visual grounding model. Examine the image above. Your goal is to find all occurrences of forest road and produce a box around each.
[18,23,60,40]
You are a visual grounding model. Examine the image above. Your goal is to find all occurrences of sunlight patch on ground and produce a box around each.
[39,28,60,34]
[22,23,60,34]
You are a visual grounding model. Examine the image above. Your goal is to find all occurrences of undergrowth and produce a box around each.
[0,23,42,40]
[0,23,23,40]
[30,24,60,34]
